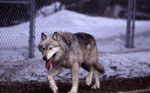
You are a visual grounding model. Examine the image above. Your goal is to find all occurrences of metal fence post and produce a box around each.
[126,0,136,48]
[131,0,136,48]
[126,0,132,48]
[29,0,35,58]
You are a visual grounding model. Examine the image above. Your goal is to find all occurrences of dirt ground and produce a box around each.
[0,76,150,93]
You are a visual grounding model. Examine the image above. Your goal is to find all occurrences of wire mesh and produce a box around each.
[0,0,150,61]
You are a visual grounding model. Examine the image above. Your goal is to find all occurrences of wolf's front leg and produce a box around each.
[68,62,79,93]
[47,65,60,93]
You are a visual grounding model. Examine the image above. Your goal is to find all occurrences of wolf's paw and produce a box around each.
[68,88,77,93]
[53,89,58,93]
[50,85,58,93]
[68,91,77,93]
[86,76,92,86]
[52,88,58,93]
[92,83,100,89]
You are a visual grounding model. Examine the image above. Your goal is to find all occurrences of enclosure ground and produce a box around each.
[0,76,150,93]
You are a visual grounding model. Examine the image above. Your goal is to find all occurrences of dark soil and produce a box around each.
[0,76,150,93]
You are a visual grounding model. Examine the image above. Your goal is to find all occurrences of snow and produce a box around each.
[101,51,150,78]
[0,5,150,82]
[37,2,65,17]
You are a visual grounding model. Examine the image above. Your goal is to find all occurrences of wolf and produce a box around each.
[38,32,104,93]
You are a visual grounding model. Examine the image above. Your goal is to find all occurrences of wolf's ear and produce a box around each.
[52,32,60,41]
[41,32,47,41]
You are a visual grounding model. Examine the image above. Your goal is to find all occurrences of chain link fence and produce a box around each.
[0,0,150,61]
[0,0,34,60]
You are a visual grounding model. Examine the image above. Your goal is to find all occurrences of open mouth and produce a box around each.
[45,58,52,71]
[45,54,56,71]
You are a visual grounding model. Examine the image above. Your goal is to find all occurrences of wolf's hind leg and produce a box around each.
[86,67,94,86]
[92,70,100,89]
[81,63,94,86]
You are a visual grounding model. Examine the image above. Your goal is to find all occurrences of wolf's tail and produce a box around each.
[93,62,105,73]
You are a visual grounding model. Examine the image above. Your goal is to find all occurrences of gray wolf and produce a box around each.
[38,32,104,93]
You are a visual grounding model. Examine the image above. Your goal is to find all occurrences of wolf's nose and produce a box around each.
[43,57,47,61]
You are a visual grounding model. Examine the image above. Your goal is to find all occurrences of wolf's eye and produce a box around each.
[39,45,45,51]
[49,47,53,50]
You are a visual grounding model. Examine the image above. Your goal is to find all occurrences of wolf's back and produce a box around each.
[73,32,96,48]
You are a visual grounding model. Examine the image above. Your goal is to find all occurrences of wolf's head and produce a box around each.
[38,32,63,71]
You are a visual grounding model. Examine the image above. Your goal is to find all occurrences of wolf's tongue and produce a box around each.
[45,59,52,71]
